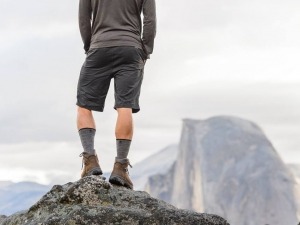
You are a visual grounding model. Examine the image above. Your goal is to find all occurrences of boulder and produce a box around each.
[1,176,229,225]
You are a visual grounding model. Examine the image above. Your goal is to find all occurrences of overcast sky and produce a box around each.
[0,0,299,185]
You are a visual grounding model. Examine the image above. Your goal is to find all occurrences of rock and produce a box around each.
[0,215,7,223]
[1,176,229,225]
[145,116,300,225]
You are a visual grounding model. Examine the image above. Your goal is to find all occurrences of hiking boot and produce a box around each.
[109,158,133,189]
[79,152,103,178]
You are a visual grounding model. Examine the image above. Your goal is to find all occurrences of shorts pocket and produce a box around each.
[135,48,147,62]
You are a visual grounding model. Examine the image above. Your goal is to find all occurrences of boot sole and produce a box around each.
[109,175,133,189]
[85,168,105,180]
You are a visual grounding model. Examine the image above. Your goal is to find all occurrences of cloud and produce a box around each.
[0,0,300,184]
[0,0,78,47]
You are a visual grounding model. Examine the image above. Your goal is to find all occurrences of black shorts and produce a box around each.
[76,46,146,113]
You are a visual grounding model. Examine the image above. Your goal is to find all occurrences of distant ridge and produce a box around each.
[0,181,51,215]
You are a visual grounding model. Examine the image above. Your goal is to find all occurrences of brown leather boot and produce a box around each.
[79,152,103,178]
[109,158,133,189]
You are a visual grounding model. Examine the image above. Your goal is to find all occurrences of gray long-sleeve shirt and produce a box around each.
[79,0,156,58]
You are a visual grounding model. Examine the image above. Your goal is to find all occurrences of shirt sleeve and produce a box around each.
[142,0,157,58]
[79,0,92,53]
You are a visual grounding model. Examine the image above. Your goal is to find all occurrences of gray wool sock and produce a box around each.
[116,139,131,160]
[78,128,96,155]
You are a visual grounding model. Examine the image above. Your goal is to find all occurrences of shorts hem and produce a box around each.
[76,103,104,112]
[114,104,140,113]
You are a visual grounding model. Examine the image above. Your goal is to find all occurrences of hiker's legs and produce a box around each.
[110,47,144,189]
[75,48,115,179]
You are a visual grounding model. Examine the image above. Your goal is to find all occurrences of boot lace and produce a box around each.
[124,162,133,174]
[79,152,87,169]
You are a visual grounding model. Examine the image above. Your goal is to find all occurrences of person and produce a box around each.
[76,0,156,190]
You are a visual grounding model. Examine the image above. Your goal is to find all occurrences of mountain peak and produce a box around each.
[146,116,300,225]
